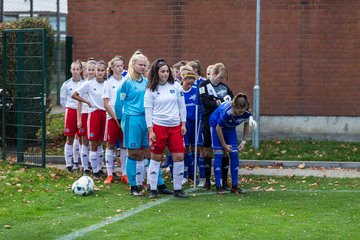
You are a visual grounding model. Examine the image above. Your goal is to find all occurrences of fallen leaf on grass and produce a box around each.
[298,163,306,169]
[4,225,11,229]
[264,187,275,192]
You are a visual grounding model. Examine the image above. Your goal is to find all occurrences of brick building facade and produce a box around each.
[67,0,360,117]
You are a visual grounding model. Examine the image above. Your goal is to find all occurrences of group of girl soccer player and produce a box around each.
[60,50,256,198]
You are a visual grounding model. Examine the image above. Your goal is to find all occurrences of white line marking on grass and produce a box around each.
[58,188,360,239]
[58,188,197,240]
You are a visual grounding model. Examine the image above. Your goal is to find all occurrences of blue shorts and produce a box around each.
[121,114,149,149]
[210,126,238,150]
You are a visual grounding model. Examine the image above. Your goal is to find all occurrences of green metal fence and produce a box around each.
[1,28,47,167]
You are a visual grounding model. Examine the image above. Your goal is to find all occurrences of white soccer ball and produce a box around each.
[79,175,95,193]
[71,179,89,196]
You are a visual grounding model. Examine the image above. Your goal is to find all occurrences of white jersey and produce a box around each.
[60,78,83,109]
[76,79,105,113]
[77,78,94,114]
[144,81,186,127]
[102,76,124,119]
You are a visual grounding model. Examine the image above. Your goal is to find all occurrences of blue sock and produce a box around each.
[197,155,205,178]
[187,152,194,180]
[229,151,239,187]
[126,157,137,187]
[183,153,189,179]
[168,154,174,178]
[213,151,223,187]
[158,166,164,185]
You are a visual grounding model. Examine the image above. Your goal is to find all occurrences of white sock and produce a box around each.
[173,161,184,191]
[80,145,89,170]
[149,160,160,191]
[73,138,80,164]
[89,150,98,173]
[105,148,114,176]
[120,148,127,176]
[97,146,103,172]
[64,144,73,167]
[136,160,145,186]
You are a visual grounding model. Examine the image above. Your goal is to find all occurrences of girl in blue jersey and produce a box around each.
[209,93,253,194]
[180,67,197,184]
[114,50,149,196]
[187,60,207,187]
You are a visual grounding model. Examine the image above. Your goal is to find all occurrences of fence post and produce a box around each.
[65,35,73,81]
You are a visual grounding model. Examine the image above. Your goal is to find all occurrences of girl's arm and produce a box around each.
[104,98,119,127]
[144,89,155,142]
[76,101,82,129]
[176,84,187,136]
[72,91,92,108]
[114,81,126,120]
[216,125,231,153]
[199,82,219,109]
[238,122,250,151]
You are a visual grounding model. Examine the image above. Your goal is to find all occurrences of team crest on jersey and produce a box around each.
[112,86,116,89]
[170,89,175,94]
[120,93,126,100]
[179,91,184,96]
[93,88,97,91]
[199,87,205,94]
[69,88,72,91]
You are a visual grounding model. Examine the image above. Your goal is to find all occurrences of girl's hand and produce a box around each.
[223,144,232,153]
[181,124,187,136]
[238,141,246,151]
[77,120,82,129]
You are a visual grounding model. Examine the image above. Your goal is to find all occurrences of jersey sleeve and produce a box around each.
[199,81,217,109]
[75,81,89,97]
[175,82,186,122]
[114,80,127,120]
[144,88,154,127]
[102,80,110,99]
[59,82,67,107]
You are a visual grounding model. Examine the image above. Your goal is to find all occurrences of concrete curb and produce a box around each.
[46,156,360,169]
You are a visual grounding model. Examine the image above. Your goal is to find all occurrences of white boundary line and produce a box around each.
[58,188,360,239]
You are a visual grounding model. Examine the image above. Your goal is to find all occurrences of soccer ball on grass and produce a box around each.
[71,176,95,196]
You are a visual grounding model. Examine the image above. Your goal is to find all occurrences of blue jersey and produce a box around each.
[209,102,251,128]
[114,75,148,119]
[195,77,206,112]
[184,85,197,121]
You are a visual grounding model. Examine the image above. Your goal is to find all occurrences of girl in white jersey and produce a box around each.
[72,60,107,179]
[76,59,96,174]
[102,56,126,184]
[60,60,83,172]
[145,59,188,199]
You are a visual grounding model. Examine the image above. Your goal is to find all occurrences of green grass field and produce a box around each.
[1,162,359,239]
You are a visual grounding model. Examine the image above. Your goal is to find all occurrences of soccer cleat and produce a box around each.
[112,172,121,182]
[231,186,244,194]
[130,186,144,196]
[202,180,211,191]
[66,166,73,172]
[222,182,231,191]
[197,178,206,187]
[174,190,188,198]
[158,184,173,195]
[73,163,80,171]
[104,175,114,184]
[149,190,158,199]
[182,178,188,184]
[121,175,129,184]
[83,169,90,175]
[216,186,226,195]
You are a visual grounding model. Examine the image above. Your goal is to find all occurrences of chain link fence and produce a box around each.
[2,0,69,106]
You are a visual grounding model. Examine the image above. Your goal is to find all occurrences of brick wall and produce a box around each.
[67,0,360,116]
